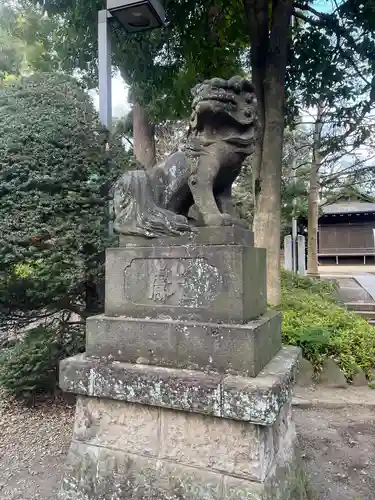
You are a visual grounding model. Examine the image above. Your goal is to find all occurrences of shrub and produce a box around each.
[0,324,84,398]
[281,271,375,379]
[0,72,132,323]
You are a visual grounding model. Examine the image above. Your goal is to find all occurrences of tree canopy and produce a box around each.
[0,3,61,80]
[15,0,375,304]
[34,0,247,121]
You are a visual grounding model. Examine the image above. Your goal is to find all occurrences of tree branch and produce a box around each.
[292,7,371,86]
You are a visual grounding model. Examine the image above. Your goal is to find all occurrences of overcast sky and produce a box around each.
[89,70,130,119]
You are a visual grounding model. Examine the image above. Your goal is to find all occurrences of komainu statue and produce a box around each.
[113,76,257,237]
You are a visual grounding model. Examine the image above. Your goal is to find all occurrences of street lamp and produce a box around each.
[98,0,166,129]
[107,0,166,32]
[98,0,166,236]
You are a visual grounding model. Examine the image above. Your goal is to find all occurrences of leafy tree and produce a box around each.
[0,5,25,80]
[0,72,130,332]
[241,0,375,303]
[288,12,375,275]
[234,127,309,238]
[0,3,61,80]
[241,0,294,304]
[27,0,375,305]
[30,0,247,167]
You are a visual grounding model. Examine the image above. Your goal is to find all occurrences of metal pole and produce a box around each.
[98,10,114,237]
[291,140,298,274]
[290,13,298,274]
[98,10,112,131]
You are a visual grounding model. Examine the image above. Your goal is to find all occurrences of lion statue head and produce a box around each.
[188,76,257,153]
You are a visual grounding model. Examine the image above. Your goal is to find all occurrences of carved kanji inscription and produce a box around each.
[124,258,222,308]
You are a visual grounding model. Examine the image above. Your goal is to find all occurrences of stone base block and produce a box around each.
[119,225,254,248]
[58,347,308,498]
[105,243,266,324]
[58,397,310,500]
[85,311,282,377]
[59,346,301,425]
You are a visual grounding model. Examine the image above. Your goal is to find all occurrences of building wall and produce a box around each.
[319,222,375,254]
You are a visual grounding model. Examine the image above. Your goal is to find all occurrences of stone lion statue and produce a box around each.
[113,75,257,237]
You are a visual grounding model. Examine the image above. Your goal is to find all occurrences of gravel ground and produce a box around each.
[0,394,374,499]
[0,392,74,500]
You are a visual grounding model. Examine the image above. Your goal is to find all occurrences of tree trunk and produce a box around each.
[253,106,284,306]
[132,102,156,169]
[307,102,324,276]
[244,0,293,306]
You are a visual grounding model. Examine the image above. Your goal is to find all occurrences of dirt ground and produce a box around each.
[0,395,74,500]
[294,407,375,500]
[0,395,374,500]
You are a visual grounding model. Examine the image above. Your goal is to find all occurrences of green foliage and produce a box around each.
[234,126,311,239]
[30,0,247,122]
[0,324,84,397]
[0,72,130,320]
[233,164,253,226]
[0,3,61,80]
[281,270,337,298]
[323,186,375,206]
[281,271,375,379]
[288,6,375,181]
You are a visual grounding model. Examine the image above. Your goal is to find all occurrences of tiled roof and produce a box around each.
[322,202,375,215]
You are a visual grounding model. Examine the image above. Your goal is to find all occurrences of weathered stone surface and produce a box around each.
[59,441,223,500]
[58,400,309,500]
[119,226,254,248]
[105,244,267,324]
[352,368,368,386]
[60,356,221,417]
[271,401,294,458]
[113,168,192,238]
[296,358,315,387]
[159,410,266,481]
[319,358,348,388]
[70,397,295,483]
[85,311,282,377]
[221,347,301,424]
[222,450,311,500]
[59,70,308,498]
[73,398,160,457]
[59,346,301,426]
[113,77,257,236]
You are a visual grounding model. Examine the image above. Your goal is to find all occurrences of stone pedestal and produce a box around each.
[58,228,310,500]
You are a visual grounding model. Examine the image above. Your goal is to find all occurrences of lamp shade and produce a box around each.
[106,0,166,33]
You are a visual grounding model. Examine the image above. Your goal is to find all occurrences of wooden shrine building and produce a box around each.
[318,191,375,265]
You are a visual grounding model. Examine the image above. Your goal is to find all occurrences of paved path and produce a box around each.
[319,265,375,274]
[334,275,372,303]
[354,274,375,301]
[318,271,375,303]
